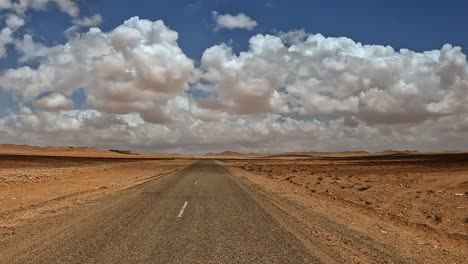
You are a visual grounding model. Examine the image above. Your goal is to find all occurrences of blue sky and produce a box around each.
[1,0,468,153]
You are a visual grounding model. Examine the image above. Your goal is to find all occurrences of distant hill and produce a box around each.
[201,151,246,157]
[269,151,371,158]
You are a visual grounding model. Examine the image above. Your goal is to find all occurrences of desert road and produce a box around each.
[3,160,318,263]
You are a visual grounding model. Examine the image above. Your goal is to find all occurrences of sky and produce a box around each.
[0,0,468,154]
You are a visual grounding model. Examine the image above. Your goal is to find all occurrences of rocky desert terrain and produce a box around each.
[220,153,468,263]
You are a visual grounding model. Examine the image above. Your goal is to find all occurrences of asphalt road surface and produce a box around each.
[6,160,319,263]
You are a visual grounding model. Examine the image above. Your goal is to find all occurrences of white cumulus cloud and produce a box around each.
[0,14,25,58]
[0,0,79,16]
[1,22,468,153]
[5,14,25,30]
[0,0,12,9]
[72,14,102,27]
[0,17,195,124]
[0,27,13,58]
[199,33,468,126]
[34,93,74,111]
[0,0,82,58]
[212,11,257,31]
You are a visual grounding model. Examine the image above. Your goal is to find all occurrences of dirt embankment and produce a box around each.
[0,155,190,233]
[221,154,468,263]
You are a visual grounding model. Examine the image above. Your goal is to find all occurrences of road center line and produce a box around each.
[177,201,188,218]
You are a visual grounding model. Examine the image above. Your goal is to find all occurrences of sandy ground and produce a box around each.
[220,154,468,263]
[1,144,467,262]
[0,154,191,236]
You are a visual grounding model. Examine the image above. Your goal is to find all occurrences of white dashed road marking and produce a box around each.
[177,201,188,218]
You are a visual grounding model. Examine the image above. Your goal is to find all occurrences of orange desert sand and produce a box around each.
[219,153,468,263]
[0,145,191,229]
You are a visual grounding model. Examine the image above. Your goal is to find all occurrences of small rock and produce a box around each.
[356,185,370,191]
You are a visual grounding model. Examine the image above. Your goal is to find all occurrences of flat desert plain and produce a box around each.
[0,145,467,263]
[0,145,191,230]
[219,153,468,263]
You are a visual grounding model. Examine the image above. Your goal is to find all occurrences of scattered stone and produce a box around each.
[0,226,15,236]
[356,185,370,191]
